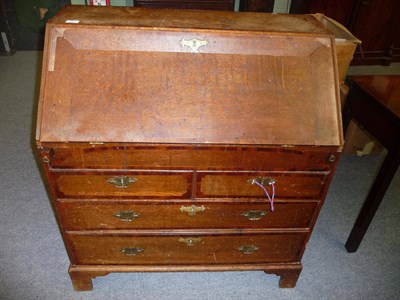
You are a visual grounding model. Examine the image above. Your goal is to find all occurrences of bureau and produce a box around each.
[36,6,343,291]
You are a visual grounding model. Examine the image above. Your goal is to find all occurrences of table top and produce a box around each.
[350,75,400,119]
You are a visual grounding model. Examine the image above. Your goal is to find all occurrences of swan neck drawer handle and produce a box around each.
[113,211,140,222]
[241,210,267,221]
[237,245,259,254]
[120,247,144,256]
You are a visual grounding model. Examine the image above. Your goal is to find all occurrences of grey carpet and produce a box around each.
[1,52,399,300]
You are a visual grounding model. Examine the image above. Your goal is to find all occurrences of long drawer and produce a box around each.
[66,232,307,265]
[46,144,338,171]
[57,200,318,230]
[51,171,192,199]
[197,172,327,199]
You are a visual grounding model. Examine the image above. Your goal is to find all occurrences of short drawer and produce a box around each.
[66,232,307,265]
[47,144,338,171]
[197,172,327,199]
[51,171,192,199]
[57,200,318,230]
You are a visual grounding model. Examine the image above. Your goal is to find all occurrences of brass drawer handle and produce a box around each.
[180,205,205,216]
[113,211,140,222]
[247,177,275,186]
[237,245,259,254]
[241,210,267,221]
[248,177,276,212]
[120,247,144,256]
[178,237,202,246]
[107,176,137,188]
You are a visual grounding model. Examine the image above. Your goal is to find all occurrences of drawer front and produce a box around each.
[52,172,191,199]
[66,233,307,265]
[48,145,337,172]
[57,201,318,230]
[197,172,327,199]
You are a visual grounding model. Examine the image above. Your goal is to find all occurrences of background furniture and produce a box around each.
[290,0,400,66]
[133,0,234,11]
[239,0,274,12]
[342,75,400,252]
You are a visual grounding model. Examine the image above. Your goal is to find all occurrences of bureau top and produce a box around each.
[50,5,330,36]
[37,6,343,146]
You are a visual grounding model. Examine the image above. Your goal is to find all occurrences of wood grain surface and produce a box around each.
[57,200,318,230]
[36,6,342,146]
[48,144,338,171]
[52,171,192,199]
[66,232,307,265]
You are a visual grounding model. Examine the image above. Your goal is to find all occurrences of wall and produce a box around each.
[71,0,291,11]
[273,0,291,13]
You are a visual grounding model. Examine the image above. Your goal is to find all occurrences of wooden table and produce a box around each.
[342,75,400,252]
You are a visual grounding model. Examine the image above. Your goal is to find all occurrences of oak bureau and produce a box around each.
[36,5,343,291]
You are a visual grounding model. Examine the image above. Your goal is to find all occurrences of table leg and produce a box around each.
[345,147,400,252]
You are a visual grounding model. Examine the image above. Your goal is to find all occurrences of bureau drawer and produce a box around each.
[51,171,191,199]
[46,144,338,172]
[197,172,327,199]
[66,232,307,265]
[57,200,318,230]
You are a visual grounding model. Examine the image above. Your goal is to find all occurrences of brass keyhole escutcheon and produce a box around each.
[178,237,202,246]
[107,176,137,188]
[180,205,205,216]
[180,37,208,53]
